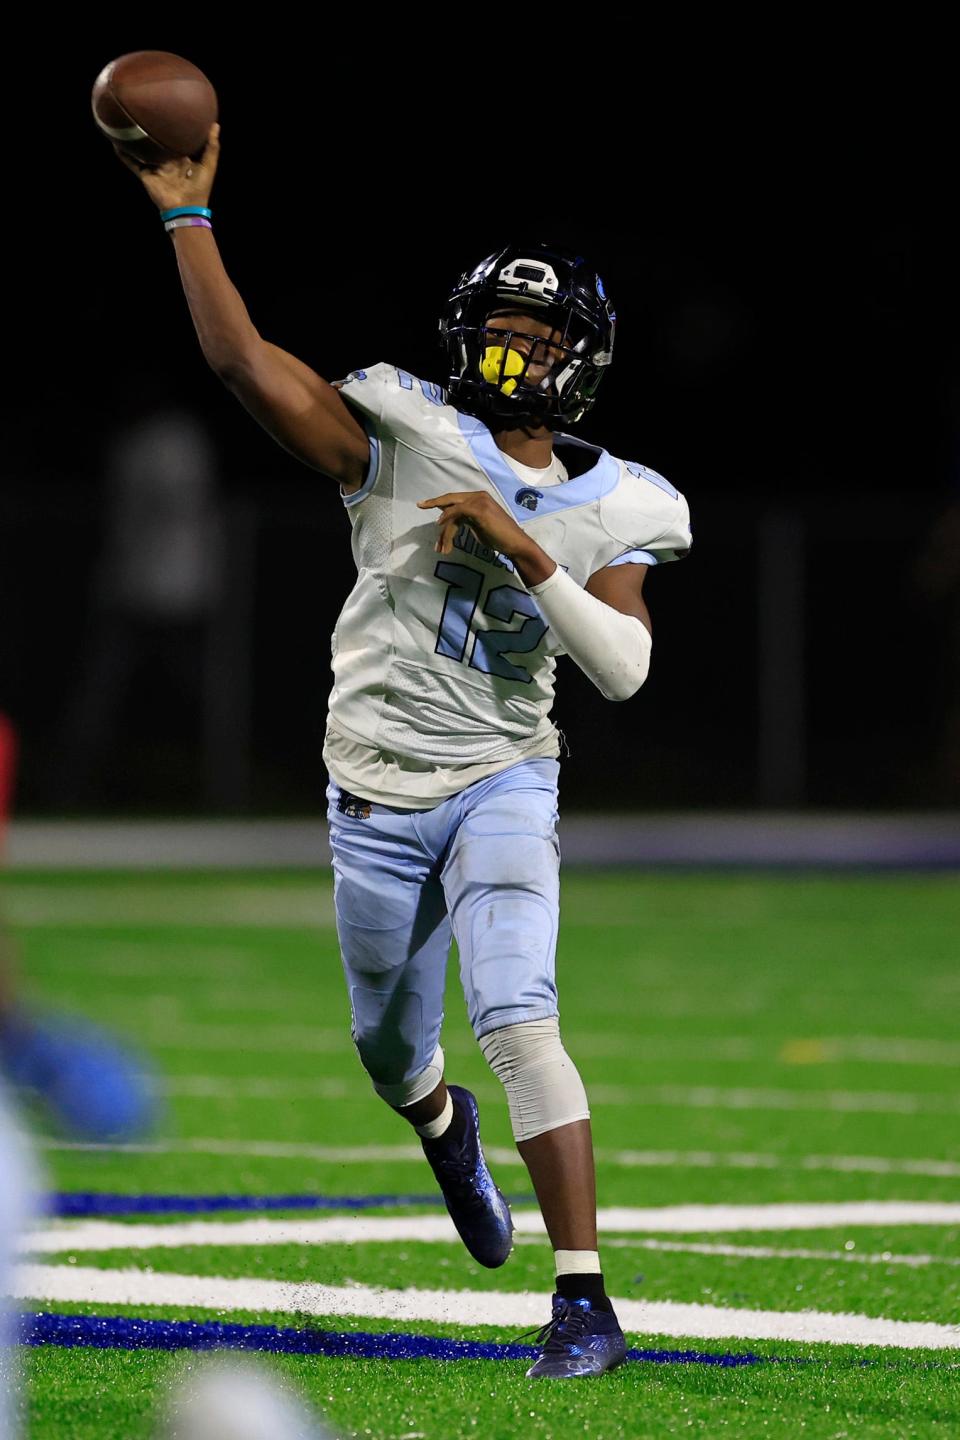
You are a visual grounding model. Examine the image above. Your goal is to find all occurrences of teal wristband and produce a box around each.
[160,206,212,221]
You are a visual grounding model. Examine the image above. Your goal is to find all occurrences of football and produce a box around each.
[91,51,217,167]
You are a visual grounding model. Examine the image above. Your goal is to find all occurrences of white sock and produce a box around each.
[414,1092,454,1140]
[554,1249,601,1276]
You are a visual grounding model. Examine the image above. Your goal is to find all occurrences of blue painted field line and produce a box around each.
[18,1312,767,1367]
[48,1193,534,1218]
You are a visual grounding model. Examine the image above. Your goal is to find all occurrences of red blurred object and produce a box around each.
[0,713,17,856]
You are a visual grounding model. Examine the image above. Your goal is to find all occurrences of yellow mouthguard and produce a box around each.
[480,345,524,396]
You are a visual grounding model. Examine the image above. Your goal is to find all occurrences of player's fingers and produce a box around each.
[436,519,459,554]
[417,497,461,526]
[418,493,468,510]
[112,143,145,174]
[198,122,220,169]
[434,508,462,549]
[156,157,188,182]
[433,502,464,531]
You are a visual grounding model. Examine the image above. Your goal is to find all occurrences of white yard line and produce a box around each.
[149,1073,960,1115]
[480,1033,960,1066]
[2,887,336,928]
[22,1000,960,1069]
[34,1138,430,1162]
[609,1150,960,1179]
[22,947,261,979]
[822,1037,960,1067]
[595,1085,960,1115]
[591,1202,960,1232]
[34,1135,960,1179]
[0,1001,856,1064]
[20,1201,960,1255]
[775,1037,960,1068]
[161,1077,351,1100]
[54,1023,625,1057]
[10,1265,959,1350]
[557,1238,960,1268]
[132,1027,353,1054]
[21,1216,466,1252]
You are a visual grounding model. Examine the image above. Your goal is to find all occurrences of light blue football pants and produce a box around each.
[326,758,561,1093]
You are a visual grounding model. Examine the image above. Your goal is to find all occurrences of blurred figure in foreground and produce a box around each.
[160,1355,333,1440]
[0,1084,37,1440]
[0,710,157,1140]
[0,709,158,1435]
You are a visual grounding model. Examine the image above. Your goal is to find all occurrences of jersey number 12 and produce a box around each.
[433,561,547,684]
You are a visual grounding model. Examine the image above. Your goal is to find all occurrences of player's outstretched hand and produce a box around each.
[114,121,220,214]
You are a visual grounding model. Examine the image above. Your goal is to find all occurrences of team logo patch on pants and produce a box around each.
[336,789,372,820]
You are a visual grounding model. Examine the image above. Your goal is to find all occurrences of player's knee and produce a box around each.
[349,983,425,1079]
[479,1017,589,1142]
[369,1044,445,1107]
[348,982,444,1105]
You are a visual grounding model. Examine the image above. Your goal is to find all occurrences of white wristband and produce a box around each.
[529,565,652,701]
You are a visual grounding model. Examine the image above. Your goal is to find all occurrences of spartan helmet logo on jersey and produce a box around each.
[439,243,616,428]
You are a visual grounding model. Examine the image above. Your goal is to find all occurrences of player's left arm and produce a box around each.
[584,562,651,635]
[417,492,652,701]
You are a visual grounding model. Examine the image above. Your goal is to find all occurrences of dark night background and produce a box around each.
[4,37,959,816]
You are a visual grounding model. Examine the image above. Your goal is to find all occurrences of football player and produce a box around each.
[115,123,691,1379]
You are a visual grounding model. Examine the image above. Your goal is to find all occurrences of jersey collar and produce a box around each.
[455,411,620,523]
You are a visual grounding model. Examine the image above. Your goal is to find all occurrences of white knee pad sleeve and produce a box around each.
[479,1018,589,1142]
[372,1044,445,1108]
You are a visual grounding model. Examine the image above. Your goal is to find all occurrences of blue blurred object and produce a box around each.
[0,1010,158,1141]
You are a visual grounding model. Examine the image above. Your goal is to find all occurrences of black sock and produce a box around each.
[556,1272,613,1312]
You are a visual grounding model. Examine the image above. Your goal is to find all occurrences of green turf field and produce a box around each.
[4,870,960,1438]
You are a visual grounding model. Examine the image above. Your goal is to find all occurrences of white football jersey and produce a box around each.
[324,363,691,808]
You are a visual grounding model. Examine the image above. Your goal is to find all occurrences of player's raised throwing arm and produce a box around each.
[115,123,369,492]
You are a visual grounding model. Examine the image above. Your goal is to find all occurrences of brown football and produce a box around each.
[91,51,217,167]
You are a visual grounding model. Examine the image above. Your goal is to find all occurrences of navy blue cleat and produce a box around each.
[420,1084,513,1268]
[524,1296,628,1379]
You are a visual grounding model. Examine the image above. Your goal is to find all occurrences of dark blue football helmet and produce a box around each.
[440,242,616,428]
